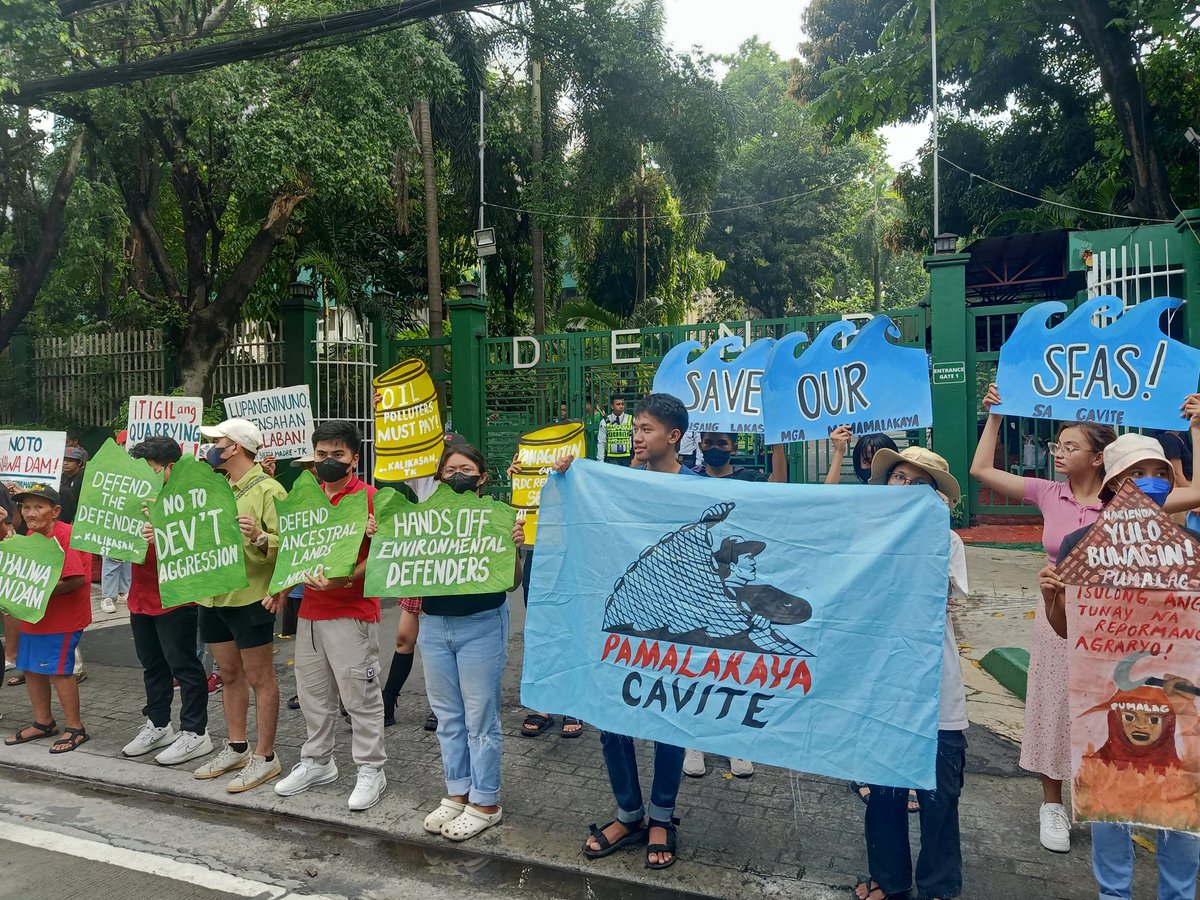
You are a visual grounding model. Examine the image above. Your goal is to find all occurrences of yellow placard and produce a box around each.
[373,359,443,482]
[512,420,587,545]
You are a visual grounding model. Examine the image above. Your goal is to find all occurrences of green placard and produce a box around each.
[365,483,518,597]
[148,455,248,608]
[0,532,66,624]
[69,439,163,563]
[269,471,368,594]
[932,360,966,385]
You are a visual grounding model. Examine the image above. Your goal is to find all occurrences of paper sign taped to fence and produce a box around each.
[269,471,367,594]
[511,421,588,545]
[0,430,66,488]
[149,455,248,608]
[993,296,1200,430]
[372,359,443,482]
[760,316,932,444]
[522,459,950,788]
[365,483,517,597]
[653,337,774,434]
[1060,482,1200,831]
[68,439,162,563]
[223,386,314,461]
[0,532,66,624]
[127,396,204,458]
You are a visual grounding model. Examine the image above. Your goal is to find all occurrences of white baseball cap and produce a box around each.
[1101,433,1173,498]
[200,418,264,452]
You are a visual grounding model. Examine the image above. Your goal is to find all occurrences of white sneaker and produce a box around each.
[100,597,117,614]
[729,757,754,778]
[155,730,213,766]
[193,742,250,780]
[1039,802,1071,852]
[683,748,706,777]
[122,719,176,757]
[226,754,282,793]
[348,766,387,811]
[117,592,129,605]
[275,757,339,797]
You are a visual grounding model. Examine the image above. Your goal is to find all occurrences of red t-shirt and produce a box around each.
[299,477,380,623]
[21,521,93,635]
[128,545,195,616]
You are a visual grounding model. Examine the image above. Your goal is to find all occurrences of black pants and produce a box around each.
[130,607,208,734]
[280,594,301,637]
[865,729,966,899]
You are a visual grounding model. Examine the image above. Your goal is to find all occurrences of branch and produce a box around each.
[198,0,238,36]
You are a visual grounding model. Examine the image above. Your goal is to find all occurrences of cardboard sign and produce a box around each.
[0,532,65,624]
[68,439,162,563]
[0,429,67,488]
[372,359,443,482]
[223,386,314,461]
[127,396,204,458]
[511,421,588,545]
[365,483,518,597]
[521,459,951,789]
[148,455,248,608]
[653,336,775,435]
[759,316,932,444]
[994,296,1200,430]
[1059,481,1200,832]
[269,471,368,594]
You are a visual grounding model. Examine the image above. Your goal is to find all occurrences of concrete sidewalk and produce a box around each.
[0,547,1159,899]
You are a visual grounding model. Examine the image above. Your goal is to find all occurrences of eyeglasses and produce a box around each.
[441,466,481,477]
[888,470,932,487]
[1047,442,1097,457]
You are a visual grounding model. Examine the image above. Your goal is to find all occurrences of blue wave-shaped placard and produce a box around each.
[993,296,1200,430]
[652,335,779,433]
[760,315,932,443]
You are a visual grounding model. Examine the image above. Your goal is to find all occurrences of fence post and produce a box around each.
[9,327,37,423]
[926,250,972,524]
[448,295,487,448]
[371,314,399,376]
[280,290,321,389]
[1175,209,1200,345]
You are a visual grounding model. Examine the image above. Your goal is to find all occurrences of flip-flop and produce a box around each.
[441,805,502,841]
[5,720,57,745]
[6,673,25,687]
[521,713,554,737]
[582,820,647,859]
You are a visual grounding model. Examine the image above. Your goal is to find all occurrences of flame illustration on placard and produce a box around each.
[993,296,1200,430]
[652,335,779,434]
[760,315,932,444]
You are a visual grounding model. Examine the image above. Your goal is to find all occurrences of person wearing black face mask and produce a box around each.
[694,432,789,483]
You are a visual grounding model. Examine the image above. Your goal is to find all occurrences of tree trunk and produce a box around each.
[1068,0,1174,220]
[0,130,85,352]
[176,190,305,399]
[872,246,882,311]
[416,98,445,387]
[530,57,546,335]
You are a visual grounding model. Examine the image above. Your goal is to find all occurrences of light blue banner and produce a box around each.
[522,458,951,789]
[994,296,1200,430]
[759,315,932,444]
[652,336,775,434]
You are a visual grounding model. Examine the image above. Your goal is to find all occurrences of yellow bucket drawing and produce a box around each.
[373,359,443,482]
[512,420,587,545]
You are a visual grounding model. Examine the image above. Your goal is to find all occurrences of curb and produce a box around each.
[980,647,1030,702]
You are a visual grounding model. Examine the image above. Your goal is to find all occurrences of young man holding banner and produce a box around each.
[269,421,388,812]
[192,418,285,792]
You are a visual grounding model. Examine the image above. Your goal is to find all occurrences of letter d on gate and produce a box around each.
[513,336,542,370]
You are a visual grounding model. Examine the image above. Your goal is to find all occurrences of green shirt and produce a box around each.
[209,464,286,609]
[585,412,603,458]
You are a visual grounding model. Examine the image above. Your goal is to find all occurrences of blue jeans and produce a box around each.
[1093,822,1200,900]
[600,732,685,825]
[866,729,967,899]
[101,556,131,598]
[418,606,509,806]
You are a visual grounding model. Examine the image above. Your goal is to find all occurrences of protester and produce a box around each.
[418,441,524,842]
[121,436,213,766]
[382,597,423,728]
[568,392,698,869]
[597,395,633,466]
[3,485,92,753]
[854,446,968,900]
[824,428,899,485]
[969,383,1116,852]
[191,418,285,792]
[99,433,133,615]
[58,446,86,525]
[1039,433,1200,900]
[1,484,17,677]
[273,456,315,707]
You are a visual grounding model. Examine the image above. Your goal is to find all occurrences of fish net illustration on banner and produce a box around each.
[603,501,813,657]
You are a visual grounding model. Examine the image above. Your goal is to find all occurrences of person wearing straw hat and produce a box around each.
[854,446,969,900]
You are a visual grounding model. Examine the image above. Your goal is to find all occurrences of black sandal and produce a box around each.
[849,781,870,805]
[6,673,25,687]
[424,711,438,732]
[561,716,584,738]
[853,878,903,900]
[645,817,679,870]
[521,713,554,736]
[49,726,89,754]
[581,819,647,859]
[5,720,57,746]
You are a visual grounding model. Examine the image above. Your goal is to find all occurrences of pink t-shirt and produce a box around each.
[1023,477,1103,564]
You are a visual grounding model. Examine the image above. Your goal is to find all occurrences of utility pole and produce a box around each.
[931,0,940,239]
[531,55,545,334]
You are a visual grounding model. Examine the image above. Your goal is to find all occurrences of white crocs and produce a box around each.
[423,798,466,834]
[441,805,503,841]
